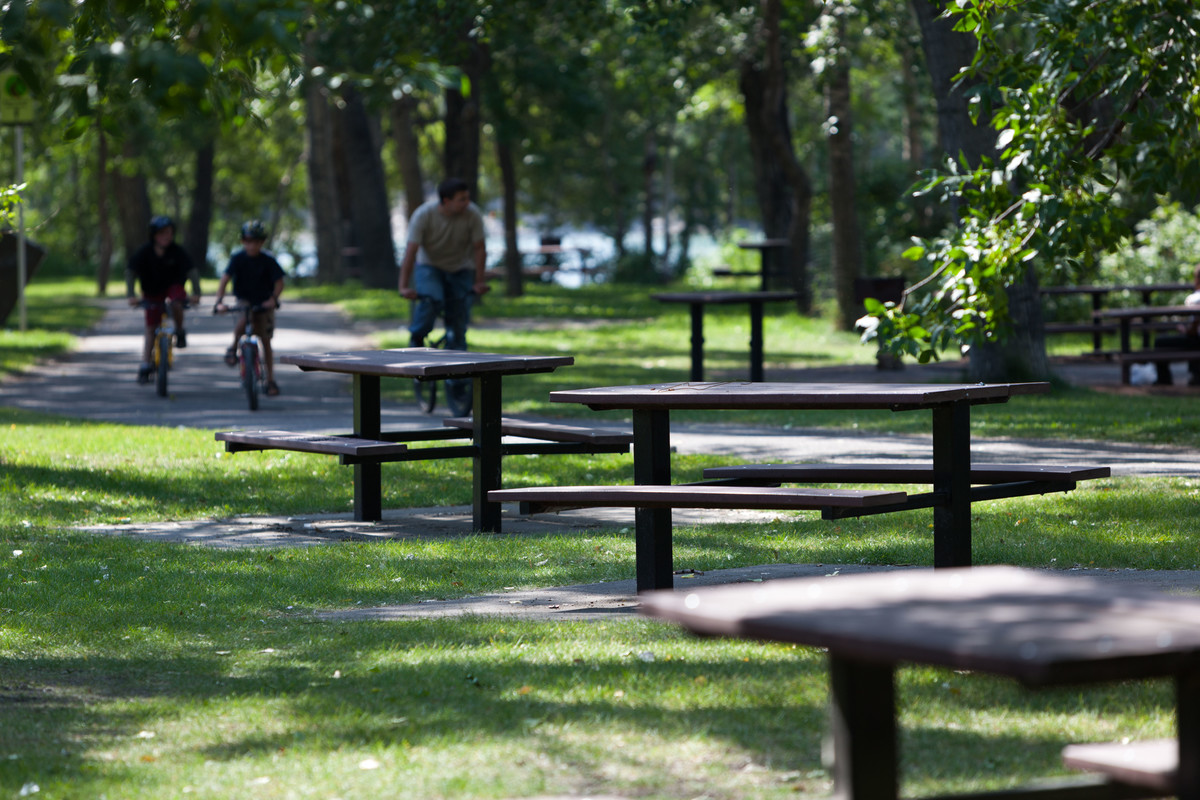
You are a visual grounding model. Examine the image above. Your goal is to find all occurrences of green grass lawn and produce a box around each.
[0,276,1197,798]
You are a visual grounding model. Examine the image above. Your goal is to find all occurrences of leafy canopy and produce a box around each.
[862,0,1200,363]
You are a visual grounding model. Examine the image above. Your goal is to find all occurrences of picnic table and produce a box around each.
[650,290,797,381]
[216,348,631,531]
[490,381,1107,592]
[640,565,1200,800]
[1092,305,1200,384]
[1041,283,1192,354]
[736,238,789,291]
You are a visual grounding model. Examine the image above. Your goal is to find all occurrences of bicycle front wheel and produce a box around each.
[155,333,170,397]
[242,341,259,410]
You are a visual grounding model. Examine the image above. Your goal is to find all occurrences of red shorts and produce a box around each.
[142,285,187,327]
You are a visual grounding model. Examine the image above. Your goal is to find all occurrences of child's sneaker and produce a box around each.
[175,329,187,348]
[136,363,153,384]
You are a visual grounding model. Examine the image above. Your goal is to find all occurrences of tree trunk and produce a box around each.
[113,139,150,265]
[496,136,523,298]
[910,0,996,172]
[304,70,344,284]
[910,0,1047,380]
[827,47,862,331]
[184,140,215,277]
[390,94,427,218]
[339,84,397,290]
[444,39,487,201]
[744,0,813,310]
[96,126,114,295]
[642,128,657,267]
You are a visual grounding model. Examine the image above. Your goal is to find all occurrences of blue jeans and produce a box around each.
[409,263,474,350]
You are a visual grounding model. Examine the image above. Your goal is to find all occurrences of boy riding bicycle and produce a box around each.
[125,215,201,383]
[213,220,286,396]
[397,177,490,349]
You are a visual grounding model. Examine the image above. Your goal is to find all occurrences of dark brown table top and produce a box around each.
[640,566,1200,686]
[1093,304,1200,320]
[651,291,797,304]
[280,348,574,379]
[1041,283,1192,295]
[736,239,791,250]
[549,381,1049,411]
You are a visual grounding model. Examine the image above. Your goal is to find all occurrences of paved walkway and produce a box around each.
[12,296,1200,617]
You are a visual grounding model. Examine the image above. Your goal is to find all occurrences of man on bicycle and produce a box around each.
[126,215,201,383]
[214,220,286,396]
[397,177,489,349]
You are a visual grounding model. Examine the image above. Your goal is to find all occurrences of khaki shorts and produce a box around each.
[245,307,275,340]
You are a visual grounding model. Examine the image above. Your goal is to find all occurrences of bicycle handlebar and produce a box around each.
[212,300,278,315]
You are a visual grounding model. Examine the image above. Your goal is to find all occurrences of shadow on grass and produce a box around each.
[0,623,1173,797]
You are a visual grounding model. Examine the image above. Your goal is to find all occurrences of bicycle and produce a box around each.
[412,330,474,417]
[136,298,189,398]
[214,301,272,411]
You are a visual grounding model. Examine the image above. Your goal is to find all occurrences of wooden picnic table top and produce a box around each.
[639,565,1200,686]
[736,238,790,250]
[651,290,797,304]
[1041,283,1192,296]
[549,380,1049,412]
[280,348,574,380]
[1093,304,1200,320]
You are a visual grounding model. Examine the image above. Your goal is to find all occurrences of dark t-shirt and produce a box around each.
[127,242,194,295]
[224,250,285,305]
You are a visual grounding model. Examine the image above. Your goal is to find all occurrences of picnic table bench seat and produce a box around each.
[698,462,1109,518]
[702,462,1111,485]
[487,484,907,514]
[1062,739,1177,796]
[1044,321,1120,336]
[441,416,633,446]
[1116,349,1200,384]
[215,430,419,464]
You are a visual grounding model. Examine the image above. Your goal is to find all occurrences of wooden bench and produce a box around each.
[488,484,906,514]
[442,416,633,446]
[1045,321,1119,336]
[1116,350,1200,384]
[698,462,1109,519]
[215,430,412,465]
[702,462,1110,485]
[1062,739,1177,796]
[712,266,761,278]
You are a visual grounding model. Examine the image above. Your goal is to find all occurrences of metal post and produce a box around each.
[16,125,26,332]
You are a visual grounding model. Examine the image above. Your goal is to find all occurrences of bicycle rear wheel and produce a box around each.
[155,333,170,397]
[444,377,473,417]
[242,341,259,410]
[413,378,437,413]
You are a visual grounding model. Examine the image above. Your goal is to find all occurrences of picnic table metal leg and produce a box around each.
[748,300,765,382]
[1090,292,1105,354]
[688,302,705,381]
[1120,319,1133,384]
[633,408,673,593]
[829,654,898,800]
[932,401,971,568]
[1177,670,1200,800]
[473,374,504,533]
[352,374,382,522]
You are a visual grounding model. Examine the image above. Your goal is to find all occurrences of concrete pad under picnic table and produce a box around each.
[74,507,1200,622]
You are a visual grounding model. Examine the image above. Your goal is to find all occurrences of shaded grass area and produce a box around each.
[0,528,1178,799]
[0,276,106,374]
[2,278,1198,798]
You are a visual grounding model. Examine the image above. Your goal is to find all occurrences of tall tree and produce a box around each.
[866,0,1200,377]
[741,0,815,306]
